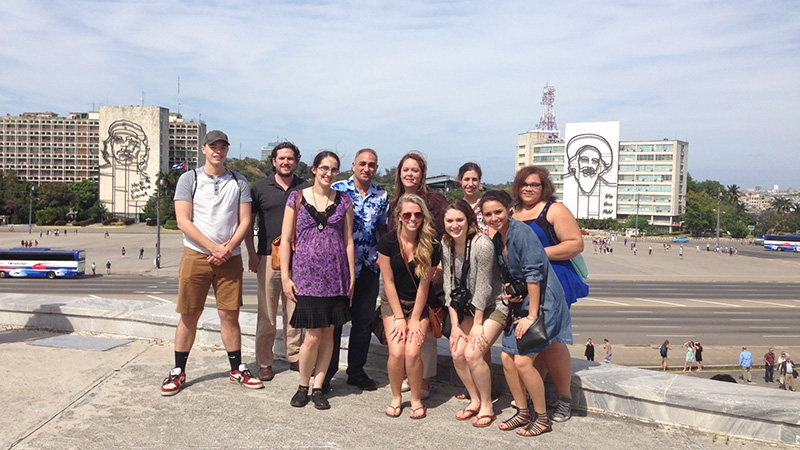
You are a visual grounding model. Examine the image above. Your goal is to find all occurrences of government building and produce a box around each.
[1,106,206,218]
[516,123,688,233]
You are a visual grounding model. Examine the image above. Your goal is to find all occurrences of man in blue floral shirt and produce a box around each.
[325,148,389,391]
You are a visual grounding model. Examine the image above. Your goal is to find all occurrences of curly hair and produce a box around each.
[395,193,437,279]
[512,166,557,207]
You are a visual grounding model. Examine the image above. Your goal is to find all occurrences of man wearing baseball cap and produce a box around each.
[161,130,263,396]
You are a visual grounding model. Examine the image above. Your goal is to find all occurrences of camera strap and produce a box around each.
[450,233,475,290]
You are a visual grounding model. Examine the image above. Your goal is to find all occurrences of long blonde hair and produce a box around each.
[395,193,437,279]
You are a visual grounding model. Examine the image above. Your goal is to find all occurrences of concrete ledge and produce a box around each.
[2,294,798,445]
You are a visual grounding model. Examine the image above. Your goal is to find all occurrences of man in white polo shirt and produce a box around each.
[161,130,263,396]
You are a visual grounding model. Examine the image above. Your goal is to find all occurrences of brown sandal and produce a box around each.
[472,414,497,428]
[516,414,551,437]
[456,408,479,420]
[498,408,532,431]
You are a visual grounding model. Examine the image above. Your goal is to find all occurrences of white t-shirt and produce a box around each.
[174,168,251,255]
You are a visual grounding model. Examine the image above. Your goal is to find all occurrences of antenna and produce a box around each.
[239,143,242,160]
[535,83,558,137]
[177,76,181,115]
[141,91,145,107]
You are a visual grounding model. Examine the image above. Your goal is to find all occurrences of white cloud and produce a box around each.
[1,0,798,187]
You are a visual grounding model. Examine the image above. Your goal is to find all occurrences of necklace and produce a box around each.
[311,190,332,231]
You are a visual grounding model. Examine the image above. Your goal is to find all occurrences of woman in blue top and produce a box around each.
[511,166,588,422]
[480,190,572,437]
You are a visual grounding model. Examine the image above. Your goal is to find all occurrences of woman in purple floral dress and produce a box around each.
[280,151,355,410]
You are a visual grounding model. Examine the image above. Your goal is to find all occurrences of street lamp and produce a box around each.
[28,185,34,234]
[634,193,640,248]
[155,177,163,269]
[716,188,721,250]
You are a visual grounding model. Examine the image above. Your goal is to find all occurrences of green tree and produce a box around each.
[682,190,715,235]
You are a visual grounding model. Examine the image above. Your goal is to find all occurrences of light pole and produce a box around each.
[155,177,162,269]
[716,188,721,250]
[28,185,34,234]
[634,193,640,247]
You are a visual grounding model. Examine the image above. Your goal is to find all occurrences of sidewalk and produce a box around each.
[1,326,789,450]
[2,294,799,447]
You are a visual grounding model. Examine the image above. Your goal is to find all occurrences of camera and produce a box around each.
[504,279,528,299]
[449,286,472,314]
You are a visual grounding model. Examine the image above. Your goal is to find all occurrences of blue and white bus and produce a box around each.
[763,235,800,252]
[0,248,86,279]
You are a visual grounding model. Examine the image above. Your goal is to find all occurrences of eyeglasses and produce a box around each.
[521,182,542,189]
[401,211,424,220]
[317,165,340,175]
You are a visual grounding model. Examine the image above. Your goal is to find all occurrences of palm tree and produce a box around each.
[770,197,795,214]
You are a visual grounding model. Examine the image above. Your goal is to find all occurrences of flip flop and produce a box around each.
[410,406,427,419]
[385,405,402,418]
[456,408,479,421]
[472,414,497,428]
[455,389,470,400]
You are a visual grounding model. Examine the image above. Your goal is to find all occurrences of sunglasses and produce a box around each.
[401,211,424,220]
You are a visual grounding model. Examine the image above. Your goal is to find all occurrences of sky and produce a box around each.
[1,1,798,189]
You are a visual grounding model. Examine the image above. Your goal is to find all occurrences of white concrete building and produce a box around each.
[516,124,688,233]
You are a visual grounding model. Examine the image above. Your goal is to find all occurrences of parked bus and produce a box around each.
[763,235,800,252]
[0,248,86,279]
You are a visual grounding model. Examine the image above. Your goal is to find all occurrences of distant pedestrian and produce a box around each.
[585,338,595,361]
[603,338,612,363]
[706,244,710,252]
[660,340,672,371]
[694,342,703,371]
[39,230,42,238]
[624,238,627,246]
[781,356,796,391]
[106,261,111,275]
[739,347,753,383]
[104,230,109,238]
[91,262,96,276]
[778,352,789,389]
[683,341,695,372]
[633,246,637,256]
[139,247,144,259]
[764,348,776,383]
[648,246,652,255]
[34,239,38,247]
[121,247,126,258]
[679,245,683,259]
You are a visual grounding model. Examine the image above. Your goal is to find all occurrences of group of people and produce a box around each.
[754,348,795,390]
[158,130,589,438]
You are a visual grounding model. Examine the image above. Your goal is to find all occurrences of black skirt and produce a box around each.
[290,295,351,329]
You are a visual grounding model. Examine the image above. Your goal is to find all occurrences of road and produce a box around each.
[3,275,799,346]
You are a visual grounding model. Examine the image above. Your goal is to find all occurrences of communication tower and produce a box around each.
[536,83,559,137]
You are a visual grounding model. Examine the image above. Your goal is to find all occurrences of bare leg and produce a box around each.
[298,328,321,387]
[175,311,203,352]
[384,316,405,409]
[406,319,429,414]
[311,326,334,389]
[466,320,503,421]
[217,309,242,352]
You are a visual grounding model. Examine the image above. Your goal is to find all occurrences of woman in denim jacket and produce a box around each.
[479,190,572,437]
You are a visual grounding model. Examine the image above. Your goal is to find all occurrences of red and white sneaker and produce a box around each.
[161,368,186,396]
[230,364,264,389]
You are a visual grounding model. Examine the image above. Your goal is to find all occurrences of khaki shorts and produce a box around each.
[177,248,243,314]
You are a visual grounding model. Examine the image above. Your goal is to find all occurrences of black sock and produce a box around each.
[175,351,189,372]
[228,350,242,371]
[311,388,322,395]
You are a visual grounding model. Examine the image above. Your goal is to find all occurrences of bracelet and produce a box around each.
[526,315,536,321]
[392,316,405,324]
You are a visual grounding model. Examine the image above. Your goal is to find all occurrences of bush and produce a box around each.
[122,218,135,225]
[54,220,67,226]
[145,218,156,226]
[78,219,95,227]
[164,219,179,230]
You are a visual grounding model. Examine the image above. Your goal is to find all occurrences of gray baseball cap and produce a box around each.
[204,130,230,146]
